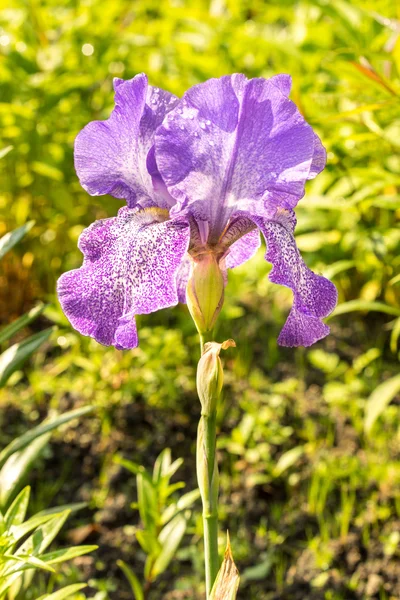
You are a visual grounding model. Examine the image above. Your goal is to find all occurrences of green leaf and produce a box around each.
[4,487,30,528]
[135,530,160,556]
[0,304,47,345]
[152,448,171,483]
[0,432,51,509]
[0,406,94,470]
[0,328,53,388]
[2,554,55,573]
[273,446,304,477]
[117,560,144,600]
[0,145,13,159]
[40,545,98,565]
[151,514,187,578]
[36,502,87,517]
[365,374,400,433]
[8,513,56,544]
[35,583,87,600]
[210,534,240,600]
[160,489,201,526]
[137,473,158,533]
[0,221,35,260]
[16,510,70,556]
[322,260,356,279]
[329,301,400,319]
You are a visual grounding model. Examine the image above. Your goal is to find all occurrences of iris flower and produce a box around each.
[57,73,337,349]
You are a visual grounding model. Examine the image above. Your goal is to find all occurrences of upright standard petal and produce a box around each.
[57,208,190,349]
[155,74,324,241]
[74,74,178,208]
[254,210,337,347]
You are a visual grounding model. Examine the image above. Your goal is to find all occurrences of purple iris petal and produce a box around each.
[74,74,178,209]
[155,74,325,241]
[58,208,190,349]
[254,210,337,347]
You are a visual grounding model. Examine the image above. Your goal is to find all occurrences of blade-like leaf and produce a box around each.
[0,145,13,159]
[365,374,400,433]
[161,488,201,525]
[40,545,98,565]
[0,433,51,509]
[0,221,35,261]
[2,554,55,573]
[210,534,240,600]
[36,502,87,517]
[35,583,87,600]
[0,304,47,345]
[330,301,400,319]
[9,513,57,544]
[137,473,158,533]
[16,510,70,556]
[4,487,31,528]
[0,328,53,388]
[151,513,187,578]
[117,560,144,600]
[0,406,94,470]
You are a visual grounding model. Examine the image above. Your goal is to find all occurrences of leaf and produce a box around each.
[4,487,30,528]
[0,304,47,345]
[151,513,187,578]
[2,554,55,573]
[16,510,70,556]
[152,448,171,483]
[329,301,400,319]
[0,406,94,470]
[36,502,87,517]
[365,374,400,433]
[0,432,51,509]
[322,260,356,280]
[137,473,158,533]
[0,221,35,260]
[35,583,87,600]
[9,513,58,544]
[0,145,13,159]
[160,489,201,526]
[135,530,160,556]
[210,533,240,600]
[273,446,304,477]
[0,328,53,388]
[40,545,98,565]
[117,560,144,600]
[390,317,400,353]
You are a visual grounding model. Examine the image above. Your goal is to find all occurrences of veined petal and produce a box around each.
[57,208,190,349]
[155,74,323,241]
[74,74,178,208]
[255,210,337,347]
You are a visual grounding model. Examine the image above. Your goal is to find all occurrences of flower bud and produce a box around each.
[197,339,236,416]
[186,253,224,334]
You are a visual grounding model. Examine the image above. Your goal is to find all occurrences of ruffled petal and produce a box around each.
[254,210,337,347]
[74,74,178,208]
[224,228,261,269]
[155,74,322,241]
[57,208,190,349]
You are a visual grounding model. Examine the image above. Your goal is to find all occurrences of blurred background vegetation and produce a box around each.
[1,0,400,598]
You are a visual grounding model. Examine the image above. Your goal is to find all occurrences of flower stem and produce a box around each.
[197,333,220,597]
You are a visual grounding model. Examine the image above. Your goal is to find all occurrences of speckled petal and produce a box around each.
[225,228,261,269]
[155,74,322,241]
[57,208,190,349]
[255,210,337,347]
[74,74,178,208]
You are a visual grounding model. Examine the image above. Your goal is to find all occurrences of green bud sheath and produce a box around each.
[186,253,224,334]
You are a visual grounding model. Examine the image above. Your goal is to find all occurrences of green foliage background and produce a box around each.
[0,0,400,599]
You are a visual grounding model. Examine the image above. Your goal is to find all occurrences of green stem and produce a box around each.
[198,412,220,597]
[197,331,220,597]
[199,330,213,354]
